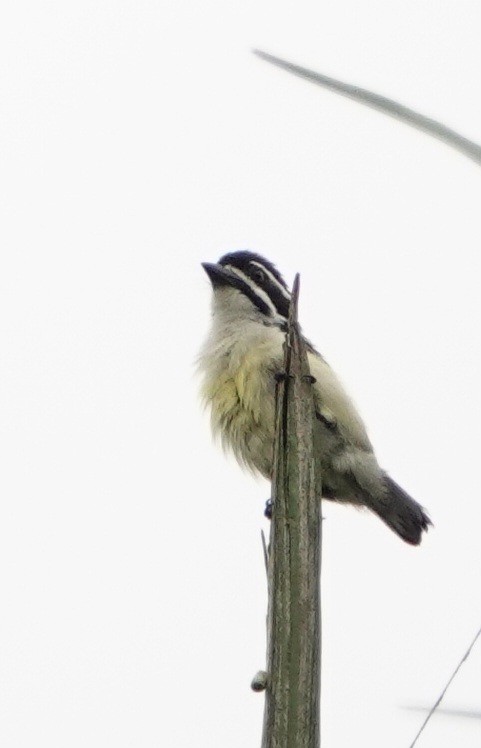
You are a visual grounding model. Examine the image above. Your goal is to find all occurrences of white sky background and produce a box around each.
[1,1,480,746]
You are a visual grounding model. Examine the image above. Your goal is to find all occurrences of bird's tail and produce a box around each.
[370,474,431,545]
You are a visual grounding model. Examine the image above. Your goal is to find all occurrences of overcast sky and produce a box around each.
[1,1,480,746]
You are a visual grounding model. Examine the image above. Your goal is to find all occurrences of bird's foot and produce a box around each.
[274,371,293,383]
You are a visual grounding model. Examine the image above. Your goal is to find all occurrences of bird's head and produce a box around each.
[202,250,291,326]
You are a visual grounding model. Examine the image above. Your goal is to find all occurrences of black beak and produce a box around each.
[202,262,237,289]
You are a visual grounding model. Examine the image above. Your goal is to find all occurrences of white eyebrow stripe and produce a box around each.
[226,265,278,317]
[250,261,291,301]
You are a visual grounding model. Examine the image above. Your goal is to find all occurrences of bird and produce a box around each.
[198,250,431,545]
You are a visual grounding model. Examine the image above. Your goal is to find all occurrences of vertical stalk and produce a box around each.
[261,275,322,748]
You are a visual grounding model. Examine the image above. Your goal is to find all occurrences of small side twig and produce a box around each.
[261,529,269,575]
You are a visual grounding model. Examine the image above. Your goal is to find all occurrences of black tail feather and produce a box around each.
[374,474,431,545]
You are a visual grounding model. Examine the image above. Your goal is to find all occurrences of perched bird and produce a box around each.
[198,251,430,545]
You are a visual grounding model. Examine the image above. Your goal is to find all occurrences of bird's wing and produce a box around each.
[308,353,372,451]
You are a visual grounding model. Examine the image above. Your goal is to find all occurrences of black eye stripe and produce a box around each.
[224,273,271,316]
[240,284,271,316]
[217,251,291,320]
[246,265,266,284]
[250,267,266,283]
[218,251,289,292]
[246,267,290,320]
[268,287,290,320]
[235,263,290,320]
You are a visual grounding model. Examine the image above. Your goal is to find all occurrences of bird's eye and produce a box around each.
[251,267,266,284]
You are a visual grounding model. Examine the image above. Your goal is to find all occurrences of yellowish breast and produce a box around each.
[200,336,280,476]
